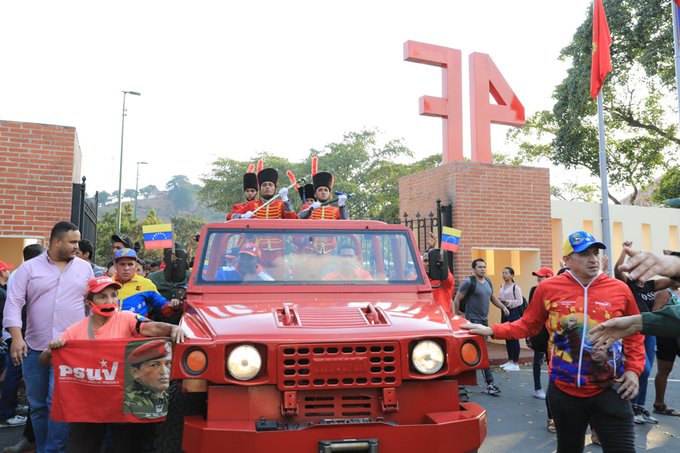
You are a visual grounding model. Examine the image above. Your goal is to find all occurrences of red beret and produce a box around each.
[127,340,172,367]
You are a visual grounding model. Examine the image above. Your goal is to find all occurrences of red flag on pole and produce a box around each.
[590,0,612,98]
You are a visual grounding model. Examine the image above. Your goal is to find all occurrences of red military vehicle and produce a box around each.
[167,219,488,452]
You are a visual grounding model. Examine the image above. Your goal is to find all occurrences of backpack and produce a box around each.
[513,284,528,316]
[524,286,549,352]
[459,276,492,313]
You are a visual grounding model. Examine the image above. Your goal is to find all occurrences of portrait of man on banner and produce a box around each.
[123,339,173,419]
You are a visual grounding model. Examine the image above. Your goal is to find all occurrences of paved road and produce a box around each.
[2,362,679,452]
[477,362,680,453]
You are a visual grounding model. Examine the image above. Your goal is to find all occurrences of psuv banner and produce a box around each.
[51,338,173,423]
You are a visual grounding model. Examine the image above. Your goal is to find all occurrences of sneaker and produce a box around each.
[504,363,520,371]
[533,389,546,399]
[547,418,556,433]
[638,406,658,424]
[3,437,36,453]
[633,413,645,424]
[0,415,27,428]
[499,361,512,369]
[485,383,501,396]
[15,405,28,416]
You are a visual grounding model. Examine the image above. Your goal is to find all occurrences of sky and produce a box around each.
[0,0,598,197]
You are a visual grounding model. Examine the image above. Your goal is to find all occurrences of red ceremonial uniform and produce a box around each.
[298,203,342,254]
[233,199,296,266]
[226,202,247,220]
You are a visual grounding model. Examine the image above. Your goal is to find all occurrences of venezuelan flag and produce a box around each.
[142,224,173,249]
[441,227,461,252]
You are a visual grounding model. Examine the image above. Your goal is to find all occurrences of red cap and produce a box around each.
[532,267,554,278]
[86,276,122,297]
[127,340,172,366]
[239,242,259,257]
[0,260,15,272]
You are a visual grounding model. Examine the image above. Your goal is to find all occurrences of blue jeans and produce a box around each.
[0,344,23,420]
[633,335,656,407]
[23,348,70,453]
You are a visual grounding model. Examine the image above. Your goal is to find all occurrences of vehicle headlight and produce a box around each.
[411,340,444,374]
[227,345,262,381]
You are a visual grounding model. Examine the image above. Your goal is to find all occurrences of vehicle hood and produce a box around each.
[182,296,454,342]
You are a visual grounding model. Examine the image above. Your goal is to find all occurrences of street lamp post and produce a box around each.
[117,90,141,233]
[134,161,148,219]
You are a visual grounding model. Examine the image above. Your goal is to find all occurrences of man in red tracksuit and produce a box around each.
[463,230,644,453]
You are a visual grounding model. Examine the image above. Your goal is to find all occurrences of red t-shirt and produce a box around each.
[62,311,145,340]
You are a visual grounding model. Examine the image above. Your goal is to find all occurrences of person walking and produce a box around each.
[3,221,94,453]
[462,231,645,452]
[453,258,509,396]
[498,267,523,372]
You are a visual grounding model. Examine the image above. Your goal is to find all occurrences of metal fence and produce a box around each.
[397,200,454,273]
[71,176,99,251]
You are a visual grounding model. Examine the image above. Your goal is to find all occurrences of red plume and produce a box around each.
[246,163,255,173]
[286,170,300,190]
[311,156,318,176]
[256,159,264,173]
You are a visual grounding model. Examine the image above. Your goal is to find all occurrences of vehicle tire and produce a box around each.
[145,381,207,453]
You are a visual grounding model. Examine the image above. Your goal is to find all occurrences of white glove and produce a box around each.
[242,211,254,219]
[311,201,322,209]
[232,213,242,219]
[279,187,289,202]
[338,194,348,207]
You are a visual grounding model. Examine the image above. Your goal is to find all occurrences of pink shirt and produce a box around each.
[62,311,144,340]
[498,283,524,309]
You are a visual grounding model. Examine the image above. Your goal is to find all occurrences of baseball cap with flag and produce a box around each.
[563,231,606,256]
[239,242,260,257]
[114,248,139,261]
[86,276,122,297]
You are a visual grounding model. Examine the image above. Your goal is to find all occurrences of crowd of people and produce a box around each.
[0,158,678,453]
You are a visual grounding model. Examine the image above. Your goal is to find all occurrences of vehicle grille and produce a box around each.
[300,392,376,418]
[278,342,401,390]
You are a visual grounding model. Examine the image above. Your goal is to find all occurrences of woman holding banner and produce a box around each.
[39,276,184,453]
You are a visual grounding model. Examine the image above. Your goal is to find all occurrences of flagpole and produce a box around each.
[597,91,612,272]
[672,1,680,126]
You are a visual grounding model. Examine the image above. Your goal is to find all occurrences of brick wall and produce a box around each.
[399,160,552,282]
[0,120,81,244]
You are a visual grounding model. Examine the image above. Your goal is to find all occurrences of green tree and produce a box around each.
[197,129,429,222]
[97,191,111,206]
[652,166,680,206]
[166,175,198,212]
[123,189,137,200]
[507,0,676,205]
[139,184,158,199]
[170,215,207,257]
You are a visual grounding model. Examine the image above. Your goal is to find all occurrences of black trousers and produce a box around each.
[68,422,150,453]
[547,382,635,453]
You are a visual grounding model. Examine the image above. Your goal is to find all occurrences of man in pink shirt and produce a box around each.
[3,222,93,453]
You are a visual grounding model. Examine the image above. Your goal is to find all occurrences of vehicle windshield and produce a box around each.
[196,228,424,285]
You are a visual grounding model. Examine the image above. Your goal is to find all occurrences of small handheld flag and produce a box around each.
[142,224,173,249]
[441,227,461,252]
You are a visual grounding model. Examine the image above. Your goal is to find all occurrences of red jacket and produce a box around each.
[233,199,297,219]
[431,273,454,315]
[492,271,644,398]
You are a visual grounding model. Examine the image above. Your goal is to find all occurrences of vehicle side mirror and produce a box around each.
[426,249,448,282]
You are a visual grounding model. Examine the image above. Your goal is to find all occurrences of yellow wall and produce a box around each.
[551,200,680,265]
